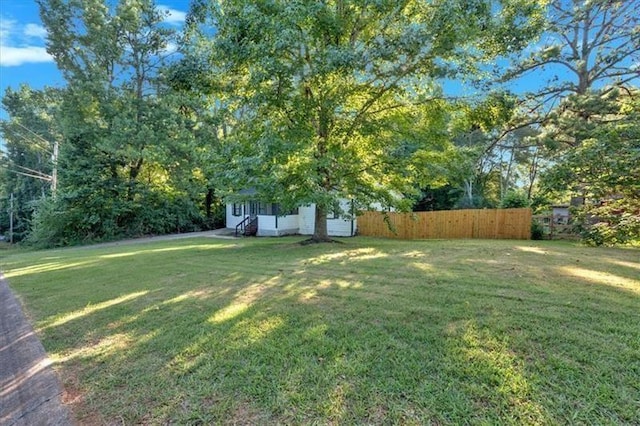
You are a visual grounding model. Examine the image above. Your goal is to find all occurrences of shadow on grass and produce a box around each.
[4,238,639,424]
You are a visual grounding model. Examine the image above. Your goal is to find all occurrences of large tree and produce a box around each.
[184,0,546,241]
[482,0,640,212]
[506,0,640,110]
[33,0,209,245]
[515,1,640,223]
[498,0,640,148]
[541,90,640,244]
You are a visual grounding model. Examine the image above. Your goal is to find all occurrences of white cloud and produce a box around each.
[162,41,178,54]
[24,23,47,39]
[157,5,186,25]
[0,17,15,40]
[0,16,53,67]
[0,45,53,66]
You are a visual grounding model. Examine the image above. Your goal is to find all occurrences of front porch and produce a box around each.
[226,200,300,237]
[225,189,357,237]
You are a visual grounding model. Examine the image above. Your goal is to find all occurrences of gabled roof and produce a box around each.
[237,188,257,196]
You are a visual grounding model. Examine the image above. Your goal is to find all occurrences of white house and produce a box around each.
[225,193,357,237]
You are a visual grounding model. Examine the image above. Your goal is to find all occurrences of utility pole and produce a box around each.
[9,193,14,244]
[52,140,59,195]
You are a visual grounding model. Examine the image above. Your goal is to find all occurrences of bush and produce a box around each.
[26,197,85,248]
[500,191,530,209]
[531,220,545,240]
[574,199,640,246]
[26,188,210,248]
[581,214,640,246]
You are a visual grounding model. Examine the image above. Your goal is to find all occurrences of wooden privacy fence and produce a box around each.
[358,208,532,240]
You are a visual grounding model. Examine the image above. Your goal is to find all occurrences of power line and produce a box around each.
[12,170,52,182]
[2,126,54,156]
[0,106,56,155]
[0,115,60,193]
[13,120,54,147]
[13,164,52,179]
[1,167,52,182]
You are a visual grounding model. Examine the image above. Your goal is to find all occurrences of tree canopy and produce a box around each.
[0,85,61,241]
[1,0,637,245]
[506,0,639,104]
[22,0,218,246]
[181,0,546,241]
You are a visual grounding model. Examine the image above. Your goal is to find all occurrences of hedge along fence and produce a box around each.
[357,208,532,240]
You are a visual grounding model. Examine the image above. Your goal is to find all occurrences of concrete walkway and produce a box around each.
[0,274,73,425]
[69,228,239,251]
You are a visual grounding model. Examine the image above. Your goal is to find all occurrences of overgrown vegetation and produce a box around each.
[3,237,639,424]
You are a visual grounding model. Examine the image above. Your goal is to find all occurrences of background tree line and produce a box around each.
[0,0,637,246]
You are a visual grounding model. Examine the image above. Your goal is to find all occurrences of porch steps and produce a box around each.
[235,216,258,237]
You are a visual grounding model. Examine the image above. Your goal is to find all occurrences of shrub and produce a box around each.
[531,220,545,240]
[500,191,530,209]
[26,188,209,248]
[26,197,85,248]
[581,214,640,246]
[574,199,640,246]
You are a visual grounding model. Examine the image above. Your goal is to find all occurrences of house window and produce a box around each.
[249,202,258,216]
[232,203,242,216]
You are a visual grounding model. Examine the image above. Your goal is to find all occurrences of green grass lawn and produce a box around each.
[2,237,639,425]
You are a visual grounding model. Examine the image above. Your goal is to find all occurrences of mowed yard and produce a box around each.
[2,237,639,425]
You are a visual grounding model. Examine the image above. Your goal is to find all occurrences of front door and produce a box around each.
[248,201,258,218]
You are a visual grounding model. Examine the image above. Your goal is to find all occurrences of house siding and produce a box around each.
[327,218,356,237]
[226,203,247,229]
[277,215,300,236]
[225,199,357,237]
[298,205,316,235]
[297,203,356,237]
[256,215,276,236]
[243,214,300,236]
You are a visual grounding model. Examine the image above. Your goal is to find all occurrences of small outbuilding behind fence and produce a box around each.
[358,208,532,240]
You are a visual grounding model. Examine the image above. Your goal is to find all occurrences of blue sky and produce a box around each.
[0,0,563,117]
[0,1,64,95]
[1,0,637,120]
[0,0,526,125]
[0,0,191,120]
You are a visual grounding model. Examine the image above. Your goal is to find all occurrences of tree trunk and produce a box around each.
[526,150,539,200]
[312,204,331,242]
[205,188,213,218]
[464,179,474,206]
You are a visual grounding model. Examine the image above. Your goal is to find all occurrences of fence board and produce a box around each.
[358,208,532,240]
